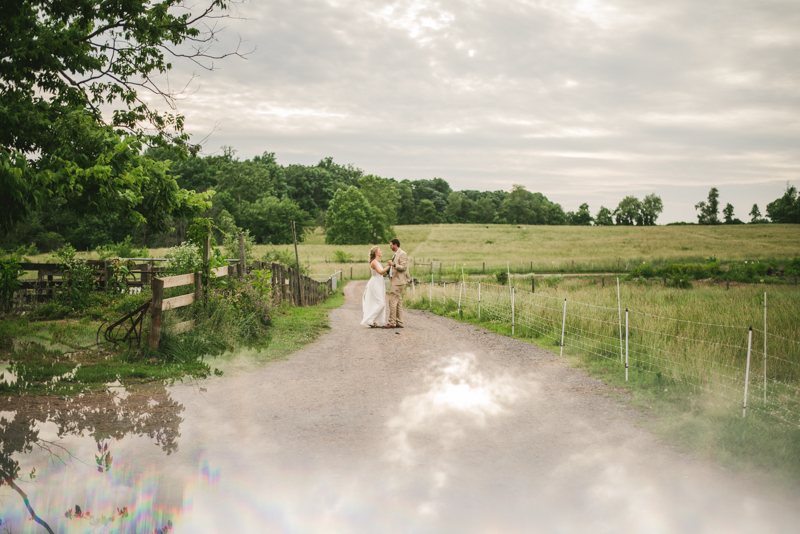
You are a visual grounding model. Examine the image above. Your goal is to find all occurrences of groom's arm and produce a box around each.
[395,251,408,272]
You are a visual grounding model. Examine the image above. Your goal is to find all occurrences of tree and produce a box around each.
[571,203,593,225]
[358,175,400,226]
[238,197,311,245]
[640,194,663,225]
[595,206,613,226]
[416,199,439,224]
[325,186,392,244]
[695,188,720,224]
[749,203,767,224]
[722,203,743,224]
[766,184,800,224]
[0,0,241,232]
[475,196,497,223]
[395,181,416,225]
[613,196,642,226]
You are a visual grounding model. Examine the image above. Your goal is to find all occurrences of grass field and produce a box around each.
[26,224,800,280]
[269,223,800,278]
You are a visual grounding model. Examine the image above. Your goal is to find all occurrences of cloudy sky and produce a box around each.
[163,0,800,223]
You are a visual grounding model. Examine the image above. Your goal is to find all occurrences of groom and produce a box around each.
[384,238,408,328]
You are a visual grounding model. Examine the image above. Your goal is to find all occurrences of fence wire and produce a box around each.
[410,281,800,426]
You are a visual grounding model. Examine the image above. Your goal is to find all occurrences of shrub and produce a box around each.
[495,271,508,285]
[0,256,24,312]
[55,260,99,311]
[332,250,353,263]
[164,242,202,275]
[222,228,256,260]
[783,258,800,277]
[96,236,148,260]
[261,247,309,275]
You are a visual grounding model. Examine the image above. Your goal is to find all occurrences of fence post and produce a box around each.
[625,309,629,381]
[238,233,247,278]
[149,278,164,350]
[458,282,463,315]
[194,271,202,303]
[617,277,623,364]
[512,287,515,335]
[744,326,753,417]
[478,282,481,319]
[442,282,446,307]
[429,272,433,308]
[560,298,567,357]
[507,262,512,300]
[531,277,535,293]
[763,292,767,403]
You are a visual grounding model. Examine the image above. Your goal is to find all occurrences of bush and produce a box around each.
[495,271,508,285]
[332,250,353,263]
[222,228,256,260]
[55,260,99,311]
[164,242,202,275]
[630,263,655,278]
[0,256,24,312]
[261,247,309,275]
[784,258,800,277]
[96,236,148,260]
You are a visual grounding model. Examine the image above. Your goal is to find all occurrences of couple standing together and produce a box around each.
[361,238,408,329]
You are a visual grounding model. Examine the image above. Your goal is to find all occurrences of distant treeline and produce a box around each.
[1,148,797,252]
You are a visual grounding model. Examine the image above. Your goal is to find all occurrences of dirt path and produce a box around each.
[166,280,799,532]
[3,280,799,532]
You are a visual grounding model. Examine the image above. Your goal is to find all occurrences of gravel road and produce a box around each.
[4,280,798,533]
[165,280,799,533]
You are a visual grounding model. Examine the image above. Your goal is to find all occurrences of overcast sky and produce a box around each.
[161,0,800,223]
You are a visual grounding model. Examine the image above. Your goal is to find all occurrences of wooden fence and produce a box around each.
[250,261,332,306]
[148,265,231,350]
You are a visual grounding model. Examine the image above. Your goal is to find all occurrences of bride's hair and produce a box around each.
[369,246,380,262]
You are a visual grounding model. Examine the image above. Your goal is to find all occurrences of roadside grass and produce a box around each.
[407,281,800,483]
[237,288,345,362]
[0,286,345,396]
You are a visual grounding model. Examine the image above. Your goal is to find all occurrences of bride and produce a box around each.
[361,245,389,328]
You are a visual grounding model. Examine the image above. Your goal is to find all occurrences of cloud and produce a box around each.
[158,0,800,222]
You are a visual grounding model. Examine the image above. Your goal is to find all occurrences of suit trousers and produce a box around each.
[387,282,404,326]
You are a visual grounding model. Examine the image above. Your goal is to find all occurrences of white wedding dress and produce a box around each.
[361,262,387,326]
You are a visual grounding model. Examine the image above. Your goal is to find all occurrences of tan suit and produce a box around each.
[387,248,408,326]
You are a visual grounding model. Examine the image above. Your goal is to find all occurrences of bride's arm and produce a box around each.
[371,260,388,274]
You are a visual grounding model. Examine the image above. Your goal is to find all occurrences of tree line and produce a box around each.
[690,186,800,225]
[0,146,672,250]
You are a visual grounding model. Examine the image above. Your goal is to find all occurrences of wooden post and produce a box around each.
[149,278,164,350]
[103,260,112,289]
[142,263,150,286]
[350,266,353,280]
[602,277,605,288]
[530,261,532,272]
[194,271,202,302]
[531,277,535,293]
[291,221,302,306]
[483,262,485,273]
[238,232,246,278]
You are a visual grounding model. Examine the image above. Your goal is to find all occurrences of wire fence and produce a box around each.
[408,280,800,427]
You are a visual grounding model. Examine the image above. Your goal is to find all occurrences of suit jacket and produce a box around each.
[390,248,409,286]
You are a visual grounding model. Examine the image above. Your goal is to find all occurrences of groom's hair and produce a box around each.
[390,238,400,247]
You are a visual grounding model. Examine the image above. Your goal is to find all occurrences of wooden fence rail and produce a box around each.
[148,265,233,350]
